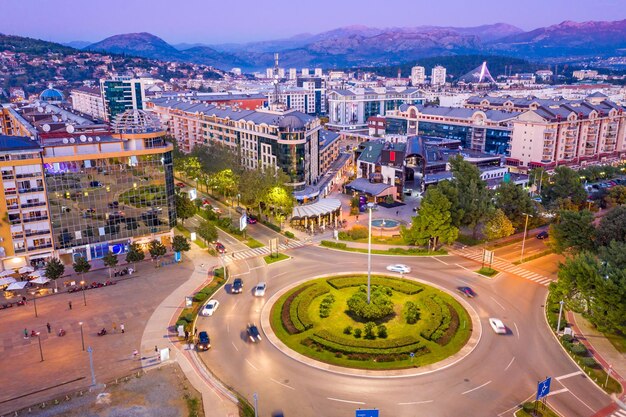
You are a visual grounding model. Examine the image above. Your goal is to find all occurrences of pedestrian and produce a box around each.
[155,345,158,353]
[396,210,399,216]
[194,327,197,336]
[23,328,28,339]
[120,323,125,333]
[133,349,139,359]
[184,330,189,341]
[22,296,27,303]
[68,301,72,310]
[46,323,51,333]
[112,322,117,333]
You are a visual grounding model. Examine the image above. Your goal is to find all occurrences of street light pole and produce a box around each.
[520,213,532,264]
[36,332,44,362]
[253,392,258,417]
[79,321,85,351]
[87,346,96,386]
[31,291,38,318]
[367,204,372,304]
[556,300,565,333]
[80,280,87,306]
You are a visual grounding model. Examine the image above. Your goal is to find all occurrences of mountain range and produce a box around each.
[41,19,626,71]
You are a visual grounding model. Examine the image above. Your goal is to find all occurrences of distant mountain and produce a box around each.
[0,34,76,55]
[63,40,93,49]
[85,32,183,61]
[173,42,209,51]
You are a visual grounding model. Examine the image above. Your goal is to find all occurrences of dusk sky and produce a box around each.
[1,0,624,44]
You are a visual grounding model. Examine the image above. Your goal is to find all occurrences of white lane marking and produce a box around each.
[504,357,515,371]
[514,322,520,339]
[490,296,506,311]
[270,378,295,390]
[497,393,535,416]
[245,359,258,371]
[231,341,239,352]
[227,323,230,334]
[431,257,449,265]
[230,299,240,313]
[566,387,595,412]
[556,371,583,381]
[462,380,492,395]
[398,400,434,405]
[455,263,474,272]
[547,388,569,397]
[327,397,365,405]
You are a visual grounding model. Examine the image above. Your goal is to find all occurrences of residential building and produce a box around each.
[410,66,426,86]
[314,68,323,77]
[160,92,267,111]
[302,68,310,77]
[267,87,316,115]
[297,77,327,114]
[100,76,149,122]
[70,86,106,120]
[288,68,297,80]
[231,68,242,76]
[265,67,285,78]
[573,70,599,80]
[327,87,425,131]
[318,129,340,174]
[148,97,321,189]
[431,66,447,86]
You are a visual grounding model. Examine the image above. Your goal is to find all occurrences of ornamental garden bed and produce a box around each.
[270,274,472,370]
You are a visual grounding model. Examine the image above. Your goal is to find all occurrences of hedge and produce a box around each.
[419,295,452,341]
[292,284,329,330]
[261,220,281,232]
[284,231,295,239]
[307,333,425,355]
[320,240,347,249]
[284,284,315,333]
[569,343,588,356]
[314,329,420,349]
[327,276,423,295]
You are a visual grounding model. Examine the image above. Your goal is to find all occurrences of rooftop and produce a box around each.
[0,135,40,152]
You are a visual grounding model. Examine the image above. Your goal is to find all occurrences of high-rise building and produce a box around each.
[100,76,149,122]
[410,66,426,86]
[302,68,310,77]
[267,87,316,115]
[297,77,327,115]
[288,68,298,80]
[431,66,447,86]
[314,68,323,77]
[70,86,106,120]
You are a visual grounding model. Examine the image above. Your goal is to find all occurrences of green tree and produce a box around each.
[197,220,218,245]
[550,210,596,254]
[598,241,626,269]
[182,156,202,183]
[209,168,239,199]
[175,194,196,225]
[542,166,587,209]
[125,242,145,270]
[148,240,167,262]
[596,205,626,246]
[401,188,458,249]
[604,185,626,209]
[435,180,463,227]
[263,185,294,221]
[483,209,515,241]
[102,251,118,279]
[494,181,535,230]
[72,256,91,279]
[448,155,492,237]
[350,196,361,216]
[44,257,65,290]
[172,235,191,254]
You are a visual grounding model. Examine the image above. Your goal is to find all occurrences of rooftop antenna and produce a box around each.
[272,52,282,109]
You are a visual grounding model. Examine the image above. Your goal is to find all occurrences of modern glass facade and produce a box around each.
[419,122,470,147]
[44,152,176,257]
[485,128,511,156]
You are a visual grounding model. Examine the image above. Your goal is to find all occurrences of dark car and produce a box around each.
[247,324,262,343]
[89,181,103,187]
[108,201,119,209]
[247,215,257,224]
[457,286,476,298]
[197,331,211,351]
[536,231,549,239]
[232,278,243,294]
[215,242,226,254]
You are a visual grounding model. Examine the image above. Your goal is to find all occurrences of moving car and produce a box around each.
[176,182,185,188]
[247,215,258,224]
[404,188,413,196]
[201,299,220,316]
[215,242,226,253]
[254,282,267,297]
[536,231,549,240]
[457,286,476,298]
[247,324,262,343]
[232,278,243,294]
[386,264,411,274]
[489,318,507,334]
[197,331,211,350]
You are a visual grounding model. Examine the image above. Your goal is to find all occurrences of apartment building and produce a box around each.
[100,76,149,121]
[70,86,106,120]
[431,66,447,86]
[267,87,316,115]
[410,66,426,86]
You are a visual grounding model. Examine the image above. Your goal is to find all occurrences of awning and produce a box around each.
[29,270,44,278]
[346,178,395,197]
[0,277,17,286]
[18,266,34,274]
[6,281,28,291]
[292,198,341,219]
[30,277,50,284]
[0,270,14,277]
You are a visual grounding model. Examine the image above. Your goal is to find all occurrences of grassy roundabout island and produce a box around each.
[270,274,472,370]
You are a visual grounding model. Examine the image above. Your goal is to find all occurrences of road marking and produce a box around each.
[231,341,239,352]
[398,400,434,405]
[547,388,569,397]
[327,397,365,405]
[230,299,240,313]
[270,378,295,390]
[504,357,515,371]
[455,263,474,272]
[431,257,448,265]
[462,380,492,395]
[514,322,520,339]
[227,323,230,334]
[566,387,595,412]
[245,359,258,371]
[556,371,583,381]
[490,297,506,311]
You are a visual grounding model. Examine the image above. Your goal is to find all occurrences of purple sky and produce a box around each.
[1,0,624,44]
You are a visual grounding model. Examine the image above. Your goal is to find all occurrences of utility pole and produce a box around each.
[556,300,565,333]
[367,204,373,304]
[520,213,533,263]
[87,346,96,386]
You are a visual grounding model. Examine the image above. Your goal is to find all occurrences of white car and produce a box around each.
[386,264,411,274]
[201,300,220,316]
[254,282,267,297]
[489,318,507,334]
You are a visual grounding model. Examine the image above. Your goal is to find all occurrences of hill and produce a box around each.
[0,34,76,55]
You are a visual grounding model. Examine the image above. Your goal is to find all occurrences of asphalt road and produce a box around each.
[195,246,611,417]
[493,235,550,263]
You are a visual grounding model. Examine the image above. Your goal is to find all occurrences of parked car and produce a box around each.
[232,278,243,294]
[197,331,211,350]
[254,282,267,297]
[457,286,476,298]
[536,231,549,240]
[247,215,257,224]
[247,324,262,343]
[201,299,220,316]
[176,182,185,188]
[404,188,413,196]
[215,242,226,253]
[386,264,411,274]
[89,181,103,187]
[489,318,507,334]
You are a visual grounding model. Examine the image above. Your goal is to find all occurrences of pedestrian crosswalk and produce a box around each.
[451,247,555,287]
[608,409,626,417]
[224,239,309,262]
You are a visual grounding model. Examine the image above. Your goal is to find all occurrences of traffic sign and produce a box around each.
[356,409,379,417]
[536,377,551,400]
[239,214,247,231]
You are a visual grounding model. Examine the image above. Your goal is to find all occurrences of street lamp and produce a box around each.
[366,203,374,304]
[556,300,565,333]
[80,280,87,306]
[87,346,96,386]
[79,321,85,351]
[520,213,533,264]
[30,290,38,318]
[253,392,258,417]
[36,332,44,362]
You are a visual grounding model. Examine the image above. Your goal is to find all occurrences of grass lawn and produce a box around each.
[341,235,408,246]
[514,249,553,265]
[603,331,626,354]
[264,253,290,264]
[476,267,498,277]
[321,241,446,256]
[175,224,207,249]
[270,275,471,370]
[515,402,560,417]
[245,237,264,249]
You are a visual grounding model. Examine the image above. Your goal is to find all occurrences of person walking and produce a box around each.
[68,301,72,310]
[120,323,125,333]
[133,349,139,359]
[46,323,51,333]
[112,322,117,333]
[155,345,158,354]
[23,328,28,339]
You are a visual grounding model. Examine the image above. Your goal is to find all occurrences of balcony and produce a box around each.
[27,243,53,251]
[11,233,24,239]
[25,229,51,237]
[15,172,42,179]
[14,248,26,254]
[20,201,47,209]
[2,173,14,180]
[7,204,19,210]
[18,186,45,194]
[4,189,17,196]
[9,218,22,225]
[22,216,49,223]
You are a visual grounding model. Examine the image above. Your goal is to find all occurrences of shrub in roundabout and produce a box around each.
[346,285,394,321]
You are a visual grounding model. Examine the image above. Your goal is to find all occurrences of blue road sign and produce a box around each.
[536,377,551,400]
[174,251,181,262]
[356,410,379,417]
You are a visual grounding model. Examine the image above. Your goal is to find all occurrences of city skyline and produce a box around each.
[1,0,625,44]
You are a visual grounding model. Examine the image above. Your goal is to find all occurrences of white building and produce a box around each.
[288,68,297,80]
[314,68,323,77]
[70,86,106,120]
[267,87,316,115]
[410,66,426,86]
[231,68,242,76]
[302,68,310,77]
[431,66,447,86]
